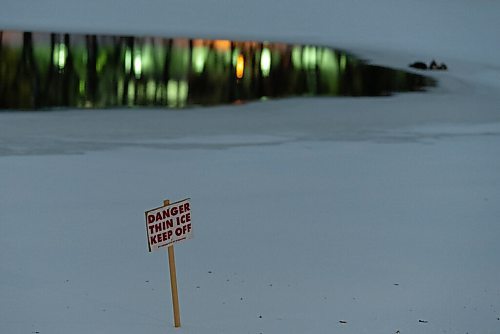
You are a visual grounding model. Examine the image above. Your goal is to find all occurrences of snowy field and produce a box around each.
[1,1,500,334]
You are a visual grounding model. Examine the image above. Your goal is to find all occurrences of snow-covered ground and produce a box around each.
[1,1,500,334]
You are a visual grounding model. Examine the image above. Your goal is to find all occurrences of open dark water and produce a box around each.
[0,31,435,110]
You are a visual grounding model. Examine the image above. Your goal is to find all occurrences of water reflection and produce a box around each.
[0,31,434,110]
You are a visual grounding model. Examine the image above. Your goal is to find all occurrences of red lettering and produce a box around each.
[147,201,191,247]
[154,223,162,233]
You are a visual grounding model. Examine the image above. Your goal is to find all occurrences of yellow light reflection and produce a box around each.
[236,54,245,79]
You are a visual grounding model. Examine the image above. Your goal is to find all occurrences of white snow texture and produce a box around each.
[1,0,500,333]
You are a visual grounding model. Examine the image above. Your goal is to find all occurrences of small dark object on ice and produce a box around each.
[258,315,262,319]
[339,320,348,324]
[396,331,400,334]
[418,319,429,323]
[409,61,427,70]
[409,60,447,70]
[430,59,448,70]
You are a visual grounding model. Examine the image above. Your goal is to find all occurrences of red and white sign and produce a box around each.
[145,198,192,252]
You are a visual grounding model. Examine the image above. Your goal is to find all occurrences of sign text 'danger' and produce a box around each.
[145,198,192,252]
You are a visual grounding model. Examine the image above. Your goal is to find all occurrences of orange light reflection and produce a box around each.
[236,54,244,79]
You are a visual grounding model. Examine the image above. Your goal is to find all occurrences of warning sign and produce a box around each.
[145,198,192,252]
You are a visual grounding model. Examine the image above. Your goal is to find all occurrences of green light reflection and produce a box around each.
[53,43,67,69]
[0,30,435,110]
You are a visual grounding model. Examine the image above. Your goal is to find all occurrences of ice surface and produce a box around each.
[1,0,500,333]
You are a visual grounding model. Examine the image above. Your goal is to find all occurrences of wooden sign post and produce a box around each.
[145,198,193,328]
[164,199,181,328]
